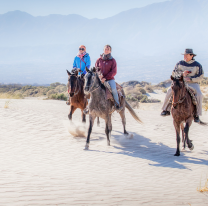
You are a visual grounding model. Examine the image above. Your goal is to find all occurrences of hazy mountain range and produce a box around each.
[0,0,208,84]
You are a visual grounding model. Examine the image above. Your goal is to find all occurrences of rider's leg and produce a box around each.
[161,87,172,116]
[107,80,122,111]
[188,83,203,122]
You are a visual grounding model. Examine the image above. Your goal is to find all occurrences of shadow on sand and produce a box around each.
[88,132,208,170]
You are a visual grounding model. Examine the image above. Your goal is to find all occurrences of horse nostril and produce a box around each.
[70,93,74,97]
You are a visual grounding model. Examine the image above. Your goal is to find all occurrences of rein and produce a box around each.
[172,86,187,105]
[86,73,101,93]
[68,75,80,96]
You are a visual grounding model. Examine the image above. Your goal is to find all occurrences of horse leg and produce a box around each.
[119,109,128,135]
[81,110,86,123]
[68,105,77,121]
[97,117,100,127]
[185,117,194,150]
[180,123,185,150]
[173,120,181,156]
[85,114,96,150]
[105,116,112,146]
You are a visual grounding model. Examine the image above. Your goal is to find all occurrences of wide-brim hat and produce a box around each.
[181,48,197,56]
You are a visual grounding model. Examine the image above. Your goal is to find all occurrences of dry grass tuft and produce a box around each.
[4,100,11,109]
[0,93,24,99]
[203,103,208,111]
[197,178,208,192]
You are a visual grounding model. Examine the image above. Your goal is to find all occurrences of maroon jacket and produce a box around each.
[95,57,117,80]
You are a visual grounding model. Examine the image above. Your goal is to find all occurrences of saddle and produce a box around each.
[105,82,123,103]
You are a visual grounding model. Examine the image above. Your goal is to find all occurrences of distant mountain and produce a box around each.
[0,0,208,84]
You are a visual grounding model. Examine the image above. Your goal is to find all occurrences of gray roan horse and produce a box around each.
[84,67,142,150]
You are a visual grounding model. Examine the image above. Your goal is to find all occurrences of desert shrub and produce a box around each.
[50,93,67,101]
[137,87,146,94]
[145,85,154,93]
[149,99,161,103]
[140,95,148,103]
[123,86,134,95]
[0,92,24,99]
[162,88,167,93]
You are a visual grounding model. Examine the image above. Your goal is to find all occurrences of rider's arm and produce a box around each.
[105,59,117,80]
[190,63,204,83]
[85,55,91,70]
[95,58,100,71]
[172,62,180,77]
[73,57,77,68]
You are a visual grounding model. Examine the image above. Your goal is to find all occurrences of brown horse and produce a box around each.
[171,75,206,156]
[66,70,88,122]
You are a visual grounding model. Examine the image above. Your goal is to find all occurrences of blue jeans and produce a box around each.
[107,79,119,105]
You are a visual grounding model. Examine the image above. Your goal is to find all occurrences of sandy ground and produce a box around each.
[0,95,208,206]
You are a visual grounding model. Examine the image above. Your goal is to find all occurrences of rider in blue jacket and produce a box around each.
[72,45,91,75]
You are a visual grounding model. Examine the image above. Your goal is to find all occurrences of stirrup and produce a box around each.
[115,104,123,113]
[160,111,170,116]
[194,115,200,123]
[83,107,89,115]
[66,101,70,105]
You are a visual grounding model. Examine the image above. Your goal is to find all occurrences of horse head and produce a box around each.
[170,75,186,108]
[84,67,100,95]
[66,69,79,97]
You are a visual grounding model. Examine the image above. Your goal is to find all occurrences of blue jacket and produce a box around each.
[73,53,91,75]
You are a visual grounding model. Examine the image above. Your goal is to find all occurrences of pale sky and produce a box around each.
[0,0,169,19]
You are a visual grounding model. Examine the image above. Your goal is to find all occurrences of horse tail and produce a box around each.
[125,100,143,124]
[199,120,208,126]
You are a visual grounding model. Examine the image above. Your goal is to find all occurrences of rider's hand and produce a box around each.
[184,77,191,82]
[183,70,190,77]
[99,74,103,79]
[101,78,106,83]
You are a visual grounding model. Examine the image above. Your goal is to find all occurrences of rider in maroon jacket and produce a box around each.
[95,45,122,112]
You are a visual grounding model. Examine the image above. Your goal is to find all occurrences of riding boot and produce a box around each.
[115,102,123,113]
[66,96,70,105]
[160,102,171,116]
[194,105,200,123]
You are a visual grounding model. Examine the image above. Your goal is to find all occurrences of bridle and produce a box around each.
[172,82,186,106]
[85,72,101,93]
[68,74,80,96]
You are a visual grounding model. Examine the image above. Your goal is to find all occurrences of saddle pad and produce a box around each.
[105,83,123,101]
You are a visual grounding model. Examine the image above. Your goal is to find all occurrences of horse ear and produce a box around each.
[67,70,71,76]
[92,67,96,73]
[85,67,89,73]
[179,75,183,81]
[74,70,78,76]
[170,75,174,80]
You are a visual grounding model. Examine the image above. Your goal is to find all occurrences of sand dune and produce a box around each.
[0,97,208,205]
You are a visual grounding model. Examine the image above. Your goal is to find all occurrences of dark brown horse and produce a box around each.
[171,75,206,156]
[66,70,88,122]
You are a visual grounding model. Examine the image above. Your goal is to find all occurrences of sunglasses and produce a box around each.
[79,48,85,51]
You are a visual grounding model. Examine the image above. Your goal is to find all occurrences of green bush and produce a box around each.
[137,87,146,94]
[50,93,67,101]
[140,95,148,103]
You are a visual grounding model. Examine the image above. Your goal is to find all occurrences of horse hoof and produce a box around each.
[84,144,89,150]
[174,153,180,156]
[181,147,185,151]
[189,144,194,151]
[107,141,110,146]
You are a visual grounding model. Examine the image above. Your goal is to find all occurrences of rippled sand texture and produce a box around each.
[0,99,208,206]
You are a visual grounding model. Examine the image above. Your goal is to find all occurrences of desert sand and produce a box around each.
[0,93,208,206]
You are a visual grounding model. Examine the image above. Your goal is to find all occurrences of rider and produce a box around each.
[72,45,91,76]
[66,45,91,105]
[95,45,123,112]
[161,48,204,123]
